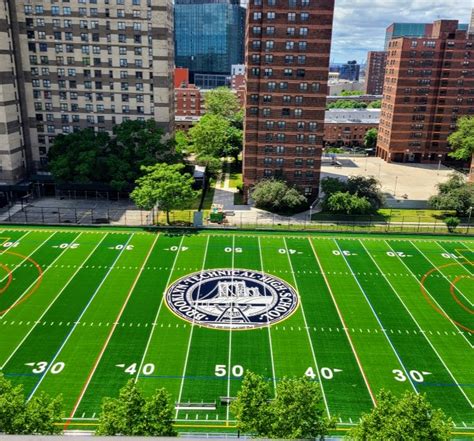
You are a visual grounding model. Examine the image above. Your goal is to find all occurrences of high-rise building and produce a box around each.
[365,51,387,95]
[174,0,245,84]
[377,19,474,163]
[243,0,334,199]
[339,60,360,81]
[0,0,174,185]
[385,22,469,50]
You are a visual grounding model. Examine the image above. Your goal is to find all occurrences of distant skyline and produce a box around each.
[331,0,473,63]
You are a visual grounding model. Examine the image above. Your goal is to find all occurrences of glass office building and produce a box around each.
[175,0,245,82]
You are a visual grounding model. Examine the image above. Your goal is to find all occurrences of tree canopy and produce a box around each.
[204,87,241,119]
[428,173,474,216]
[348,390,452,440]
[368,100,382,109]
[364,128,378,149]
[251,179,307,214]
[48,120,176,191]
[448,115,474,161]
[97,380,176,436]
[130,163,198,224]
[231,372,334,439]
[327,100,367,109]
[0,374,63,435]
[325,191,373,215]
[340,90,365,96]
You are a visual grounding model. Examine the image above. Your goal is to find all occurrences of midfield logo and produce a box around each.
[165,269,299,330]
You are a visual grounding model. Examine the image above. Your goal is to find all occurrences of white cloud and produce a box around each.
[330,0,473,62]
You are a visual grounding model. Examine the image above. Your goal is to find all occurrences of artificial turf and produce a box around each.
[0,227,472,434]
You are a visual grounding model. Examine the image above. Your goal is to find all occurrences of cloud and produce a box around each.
[330,0,473,62]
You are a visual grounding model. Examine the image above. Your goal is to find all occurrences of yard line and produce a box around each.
[361,240,474,409]
[257,237,277,391]
[0,233,86,371]
[333,239,417,394]
[135,236,185,383]
[27,233,135,401]
[408,241,473,349]
[175,235,210,419]
[67,234,160,422]
[283,237,331,417]
[225,236,235,423]
[308,238,377,407]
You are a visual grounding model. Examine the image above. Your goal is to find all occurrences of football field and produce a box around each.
[0,226,472,434]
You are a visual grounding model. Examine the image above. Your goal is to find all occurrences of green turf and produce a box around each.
[0,226,472,435]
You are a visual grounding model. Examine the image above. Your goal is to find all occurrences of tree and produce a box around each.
[327,100,367,109]
[326,192,373,215]
[340,90,364,96]
[204,87,241,119]
[346,176,384,210]
[368,100,382,109]
[348,390,452,440]
[189,114,231,159]
[0,374,63,435]
[231,373,334,439]
[269,377,335,439]
[97,380,177,436]
[364,128,378,149]
[429,173,474,216]
[448,116,474,161]
[131,163,198,224]
[444,216,460,232]
[230,372,272,436]
[251,179,307,214]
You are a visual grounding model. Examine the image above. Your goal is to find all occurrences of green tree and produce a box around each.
[131,163,198,224]
[340,90,364,96]
[346,176,384,210]
[143,389,177,436]
[0,374,63,435]
[444,216,460,232]
[429,173,474,216]
[448,116,474,161]
[189,113,231,159]
[251,179,307,214]
[230,372,272,436]
[348,390,452,441]
[174,130,190,155]
[328,100,367,109]
[368,100,382,109]
[364,128,378,149]
[204,87,241,119]
[326,192,372,215]
[270,377,335,439]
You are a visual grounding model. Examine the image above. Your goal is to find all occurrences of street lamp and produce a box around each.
[437,154,443,176]
[393,176,398,198]
[309,197,319,222]
[467,206,473,234]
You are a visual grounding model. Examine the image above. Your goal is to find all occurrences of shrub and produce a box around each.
[251,179,307,214]
[444,216,460,232]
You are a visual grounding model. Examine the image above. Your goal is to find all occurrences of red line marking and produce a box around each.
[420,261,473,334]
[64,235,159,430]
[307,238,377,407]
[0,252,43,315]
[450,275,473,315]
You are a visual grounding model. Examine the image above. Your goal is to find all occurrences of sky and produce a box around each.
[331,0,474,63]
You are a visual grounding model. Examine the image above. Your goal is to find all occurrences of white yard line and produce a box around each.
[69,234,160,419]
[135,236,185,382]
[27,233,135,400]
[283,237,331,417]
[1,234,107,370]
[225,236,235,422]
[308,238,377,406]
[333,239,417,394]
[361,240,473,409]
[408,240,473,349]
[175,236,210,419]
[257,237,277,392]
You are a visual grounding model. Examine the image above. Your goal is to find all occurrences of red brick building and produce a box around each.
[324,109,380,146]
[175,68,190,88]
[175,84,205,117]
[378,20,474,163]
[243,0,335,199]
[365,51,387,95]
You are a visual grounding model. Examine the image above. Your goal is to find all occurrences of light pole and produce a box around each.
[393,176,398,198]
[467,206,473,234]
[309,197,319,222]
[437,154,443,176]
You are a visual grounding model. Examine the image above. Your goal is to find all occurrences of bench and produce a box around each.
[220,396,236,405]
[175,402,216,411]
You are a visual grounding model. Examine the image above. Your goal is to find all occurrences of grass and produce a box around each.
[0,227,472,435]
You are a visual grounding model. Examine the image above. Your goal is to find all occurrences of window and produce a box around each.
[267,11,276,20]
[299,41,307,51]
[288,12,296,21]
[301,12,309,21]
[285,41,294,50]
[266,26,275,35]
[253,12,262,20]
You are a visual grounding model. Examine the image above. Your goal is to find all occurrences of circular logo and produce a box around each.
[165,269,299,330]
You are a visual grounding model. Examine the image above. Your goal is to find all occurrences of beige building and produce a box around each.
[0,0,174,184]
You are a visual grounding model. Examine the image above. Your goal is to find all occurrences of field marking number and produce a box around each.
[168,246,188,252]
[393,369,431,383]
[279,249,297,254]
[441,253,460,259]
[2,241,20,248]
[225,247,242,253]
[114,245,134,251]
[57,243,80,249]
[116,363,155,376]
[305,366,342,380]
[26,361,65,375]
[386,251,408,257]
[332,250,355,256]
[215,364,244,377]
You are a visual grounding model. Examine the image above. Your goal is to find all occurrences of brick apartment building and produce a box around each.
[365,51,387,95]
[378,19,474,163]
[243,0,335,199]
[324,109,379,147]
[0,0,174,184]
